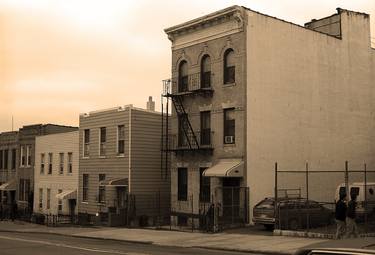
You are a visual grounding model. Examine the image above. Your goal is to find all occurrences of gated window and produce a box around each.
[67,152,73,174]
[3,149,8,169]
[83,129,90,157]
[11,149,16,170]
[224,49,235,84]
[39,188,43,210]
[178,168,188,201]
[82,174,89,202]
[47,188,51,209]
[99,127,107,156]
[200,111,211,146]
[59,153,64,175]
[178,61,188,92]
[58,189,63,212]
[117,125,125,155]
[18,178,30,201]
[224,108,235,144]
[40,153,45,174]
[201,55,211,88]
[98,174,106,203]
[48,153,53,174]
[200,168,210,203]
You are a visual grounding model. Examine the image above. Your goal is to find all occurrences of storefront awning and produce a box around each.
[99,178,128,187]
[0,179,17,191]
[203,159,244,177]
[56,190,77,200]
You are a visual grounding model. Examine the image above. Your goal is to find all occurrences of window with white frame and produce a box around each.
[117,125,125,155]
[26,145,31,167]
[59,153,64,175]
[20,146,25,167]
[99,127,106,156]
[40,153,45,174]
[39,188,43,210]
[98,174,106,203]
[67,152,73,174]
[83,129,90,157]
[58,189,62,212]
[47,188,51,209]
[82,174,89,202]
[48,153,53,174]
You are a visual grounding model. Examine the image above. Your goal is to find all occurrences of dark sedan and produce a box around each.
[253,197,334,230]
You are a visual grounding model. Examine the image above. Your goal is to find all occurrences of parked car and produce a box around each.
[253,197,334,230]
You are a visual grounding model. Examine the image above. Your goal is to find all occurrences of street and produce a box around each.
[0,232,261,255]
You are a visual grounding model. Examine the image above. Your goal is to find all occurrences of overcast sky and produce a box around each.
[0,0,374,131]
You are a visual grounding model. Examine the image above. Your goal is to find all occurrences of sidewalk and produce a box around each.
[0,221,335,255]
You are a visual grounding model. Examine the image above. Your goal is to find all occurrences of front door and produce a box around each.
[69,199,76,222]
[222,178,241,223]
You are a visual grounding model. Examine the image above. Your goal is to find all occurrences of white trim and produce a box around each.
[128,108,132,192]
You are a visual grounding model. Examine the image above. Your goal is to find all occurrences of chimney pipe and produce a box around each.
[147,96,155,111]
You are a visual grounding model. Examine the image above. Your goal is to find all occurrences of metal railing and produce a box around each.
[167,131,214,151]
[163,72,213,96]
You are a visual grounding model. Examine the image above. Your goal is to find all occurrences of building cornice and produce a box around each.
[164,5,245,42]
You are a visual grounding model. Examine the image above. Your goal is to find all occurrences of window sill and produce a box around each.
[223,82,236,88]
[223,143,236,147]
[81,201,89,204]
[116,154,125,158]
[99,156,107,159]
[82,157,90,159]
[66,173,73,176]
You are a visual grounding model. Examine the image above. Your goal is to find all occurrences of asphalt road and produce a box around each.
[0,232,262,255]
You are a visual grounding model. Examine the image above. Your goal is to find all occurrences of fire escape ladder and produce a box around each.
[172,95,200,150]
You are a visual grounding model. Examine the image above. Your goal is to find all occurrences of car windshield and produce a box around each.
[256,199,274,209]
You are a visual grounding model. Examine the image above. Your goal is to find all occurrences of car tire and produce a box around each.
[264,224,274,231]
[289,218,299,230]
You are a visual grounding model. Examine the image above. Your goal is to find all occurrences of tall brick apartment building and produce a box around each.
[163,6,375,228]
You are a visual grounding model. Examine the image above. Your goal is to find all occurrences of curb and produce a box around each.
[274,229,334,239]
[0,229,153,245]
[193,245,293,255]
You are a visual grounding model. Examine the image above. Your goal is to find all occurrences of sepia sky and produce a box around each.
[0,0,374,131]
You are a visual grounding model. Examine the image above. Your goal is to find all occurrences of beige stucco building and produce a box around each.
[33,131,79,217]
[164,6,375,227]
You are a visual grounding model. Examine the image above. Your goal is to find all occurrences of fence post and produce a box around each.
[345,161,349,198]
[306,161,309,231]
[364,162,368,231]
[274,162,278,229]
[191,194,194,232]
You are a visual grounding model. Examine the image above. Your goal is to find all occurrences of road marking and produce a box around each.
[0,234,151,255]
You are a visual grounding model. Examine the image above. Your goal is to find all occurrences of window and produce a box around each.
[58,189,62,212]
[0,150,2,169]
[98,174,106,203]
[20,146,25,167]
[39,188,43,210]
[47,188,51,209]
[48,153,53,174]
[117,125,125,155]
[18,179,30,201]
[200,55,211,88]
[200,168,210,203]
[99,127,107,156]
[200,111,211,146]
[3,150,8,169]
[224,49,235,84]
[178,114,188,147]
[11,149,16,170]
[67,153,73,174]
[40,153,45,174]
[83,129,90,157]
[26,145,31,166]
[177,168,188,201]
[178,61,188,92]
[59,153,64,175]
[82,174,89,202]
[224,108,235,144]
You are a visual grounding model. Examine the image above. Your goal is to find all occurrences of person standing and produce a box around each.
[346,194,358,238]
[335,193,347,239]
[0,202,3,221]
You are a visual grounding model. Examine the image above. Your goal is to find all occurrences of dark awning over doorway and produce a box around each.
[0,179,17,191]
[99,178,128,187]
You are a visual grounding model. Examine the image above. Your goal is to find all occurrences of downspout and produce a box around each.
[128,107,132,193]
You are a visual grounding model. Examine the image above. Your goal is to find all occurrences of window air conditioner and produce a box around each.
[224,136,234,144]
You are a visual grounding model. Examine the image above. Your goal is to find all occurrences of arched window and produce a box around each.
[224,49,235,84]
[200,55,211,88]
[178,61,188,92]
